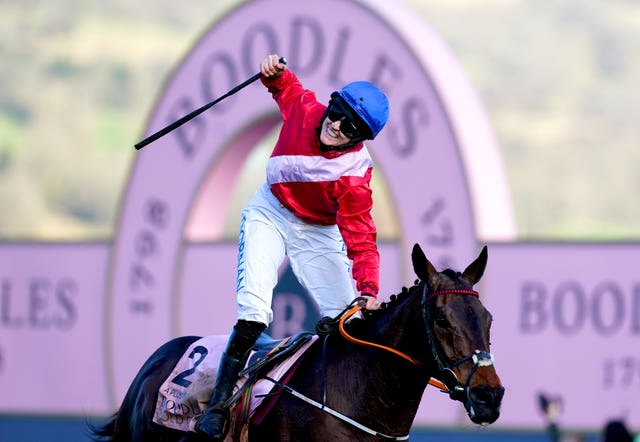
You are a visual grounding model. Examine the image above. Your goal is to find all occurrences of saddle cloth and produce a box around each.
[152,333,318,436]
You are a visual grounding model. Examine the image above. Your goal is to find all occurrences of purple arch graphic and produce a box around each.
[107,0,514,419]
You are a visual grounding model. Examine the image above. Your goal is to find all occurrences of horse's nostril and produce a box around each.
[467,385,504,425]
[469,385,504,406]
[469,386,490,405]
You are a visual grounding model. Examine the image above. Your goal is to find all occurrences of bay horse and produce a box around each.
[91,243,504,441]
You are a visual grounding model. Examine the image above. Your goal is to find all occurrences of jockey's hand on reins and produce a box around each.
[357,294,380,310]
[316,296,376,336]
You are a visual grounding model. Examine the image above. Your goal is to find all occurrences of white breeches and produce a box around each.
[236,183,355,325]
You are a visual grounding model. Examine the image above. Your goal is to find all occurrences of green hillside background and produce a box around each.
[1,0,638,241]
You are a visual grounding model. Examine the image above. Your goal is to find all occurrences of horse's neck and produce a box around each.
[371,290,430,366]
[323,295,431,430]
[340,344,427,427]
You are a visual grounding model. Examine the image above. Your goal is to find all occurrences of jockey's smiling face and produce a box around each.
[319,116,353,146]
[318,104,365,147]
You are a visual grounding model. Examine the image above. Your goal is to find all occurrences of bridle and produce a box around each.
[338,282,495,400]
[420,282,495,401]
[272,282,496,440]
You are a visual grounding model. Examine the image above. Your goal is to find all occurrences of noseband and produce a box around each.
[421,283,495,401]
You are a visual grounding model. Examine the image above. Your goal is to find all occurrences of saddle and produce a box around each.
[152,332,317,438]
[246,332,313,375]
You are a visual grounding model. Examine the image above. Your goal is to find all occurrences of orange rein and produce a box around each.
[337,304,448,392]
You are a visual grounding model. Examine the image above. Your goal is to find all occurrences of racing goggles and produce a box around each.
[326,104,365,140]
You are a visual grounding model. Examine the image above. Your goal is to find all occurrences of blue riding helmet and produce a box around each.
[331,81,389,140]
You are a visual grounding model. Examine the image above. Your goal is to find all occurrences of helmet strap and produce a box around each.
[319,139,363,152]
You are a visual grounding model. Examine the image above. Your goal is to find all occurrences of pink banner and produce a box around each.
[483,243,640,429]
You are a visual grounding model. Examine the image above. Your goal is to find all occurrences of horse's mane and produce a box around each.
[342,266,461,334]
[377,282,418,311]
[341,280,421,335]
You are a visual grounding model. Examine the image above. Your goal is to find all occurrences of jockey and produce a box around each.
[195,53,390,440]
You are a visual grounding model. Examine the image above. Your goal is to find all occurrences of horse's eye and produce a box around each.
[435,313,449,327]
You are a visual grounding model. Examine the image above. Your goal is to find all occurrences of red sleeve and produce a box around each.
[261,70,317,120]
[334,170,380,297]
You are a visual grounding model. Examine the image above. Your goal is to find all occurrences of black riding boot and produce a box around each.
[194,320,265,440]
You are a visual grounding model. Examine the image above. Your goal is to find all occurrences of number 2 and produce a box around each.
[171,345,209,388]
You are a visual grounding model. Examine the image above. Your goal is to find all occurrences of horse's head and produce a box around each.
[411,244,505,425]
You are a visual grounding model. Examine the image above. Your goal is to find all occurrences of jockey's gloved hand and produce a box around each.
[358,293,380,310]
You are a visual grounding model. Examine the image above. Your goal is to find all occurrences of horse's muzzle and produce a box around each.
[466,385,505,425]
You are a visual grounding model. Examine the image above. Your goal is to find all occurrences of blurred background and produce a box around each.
[1,0,639,441]
[1,0,639,243]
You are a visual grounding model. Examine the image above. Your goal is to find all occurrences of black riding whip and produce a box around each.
[134,56,287,150]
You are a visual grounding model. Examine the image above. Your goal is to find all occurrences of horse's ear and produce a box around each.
[462,245,488,285]
[412,243,438,281]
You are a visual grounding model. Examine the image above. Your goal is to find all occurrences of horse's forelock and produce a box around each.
[441,269,461,281]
